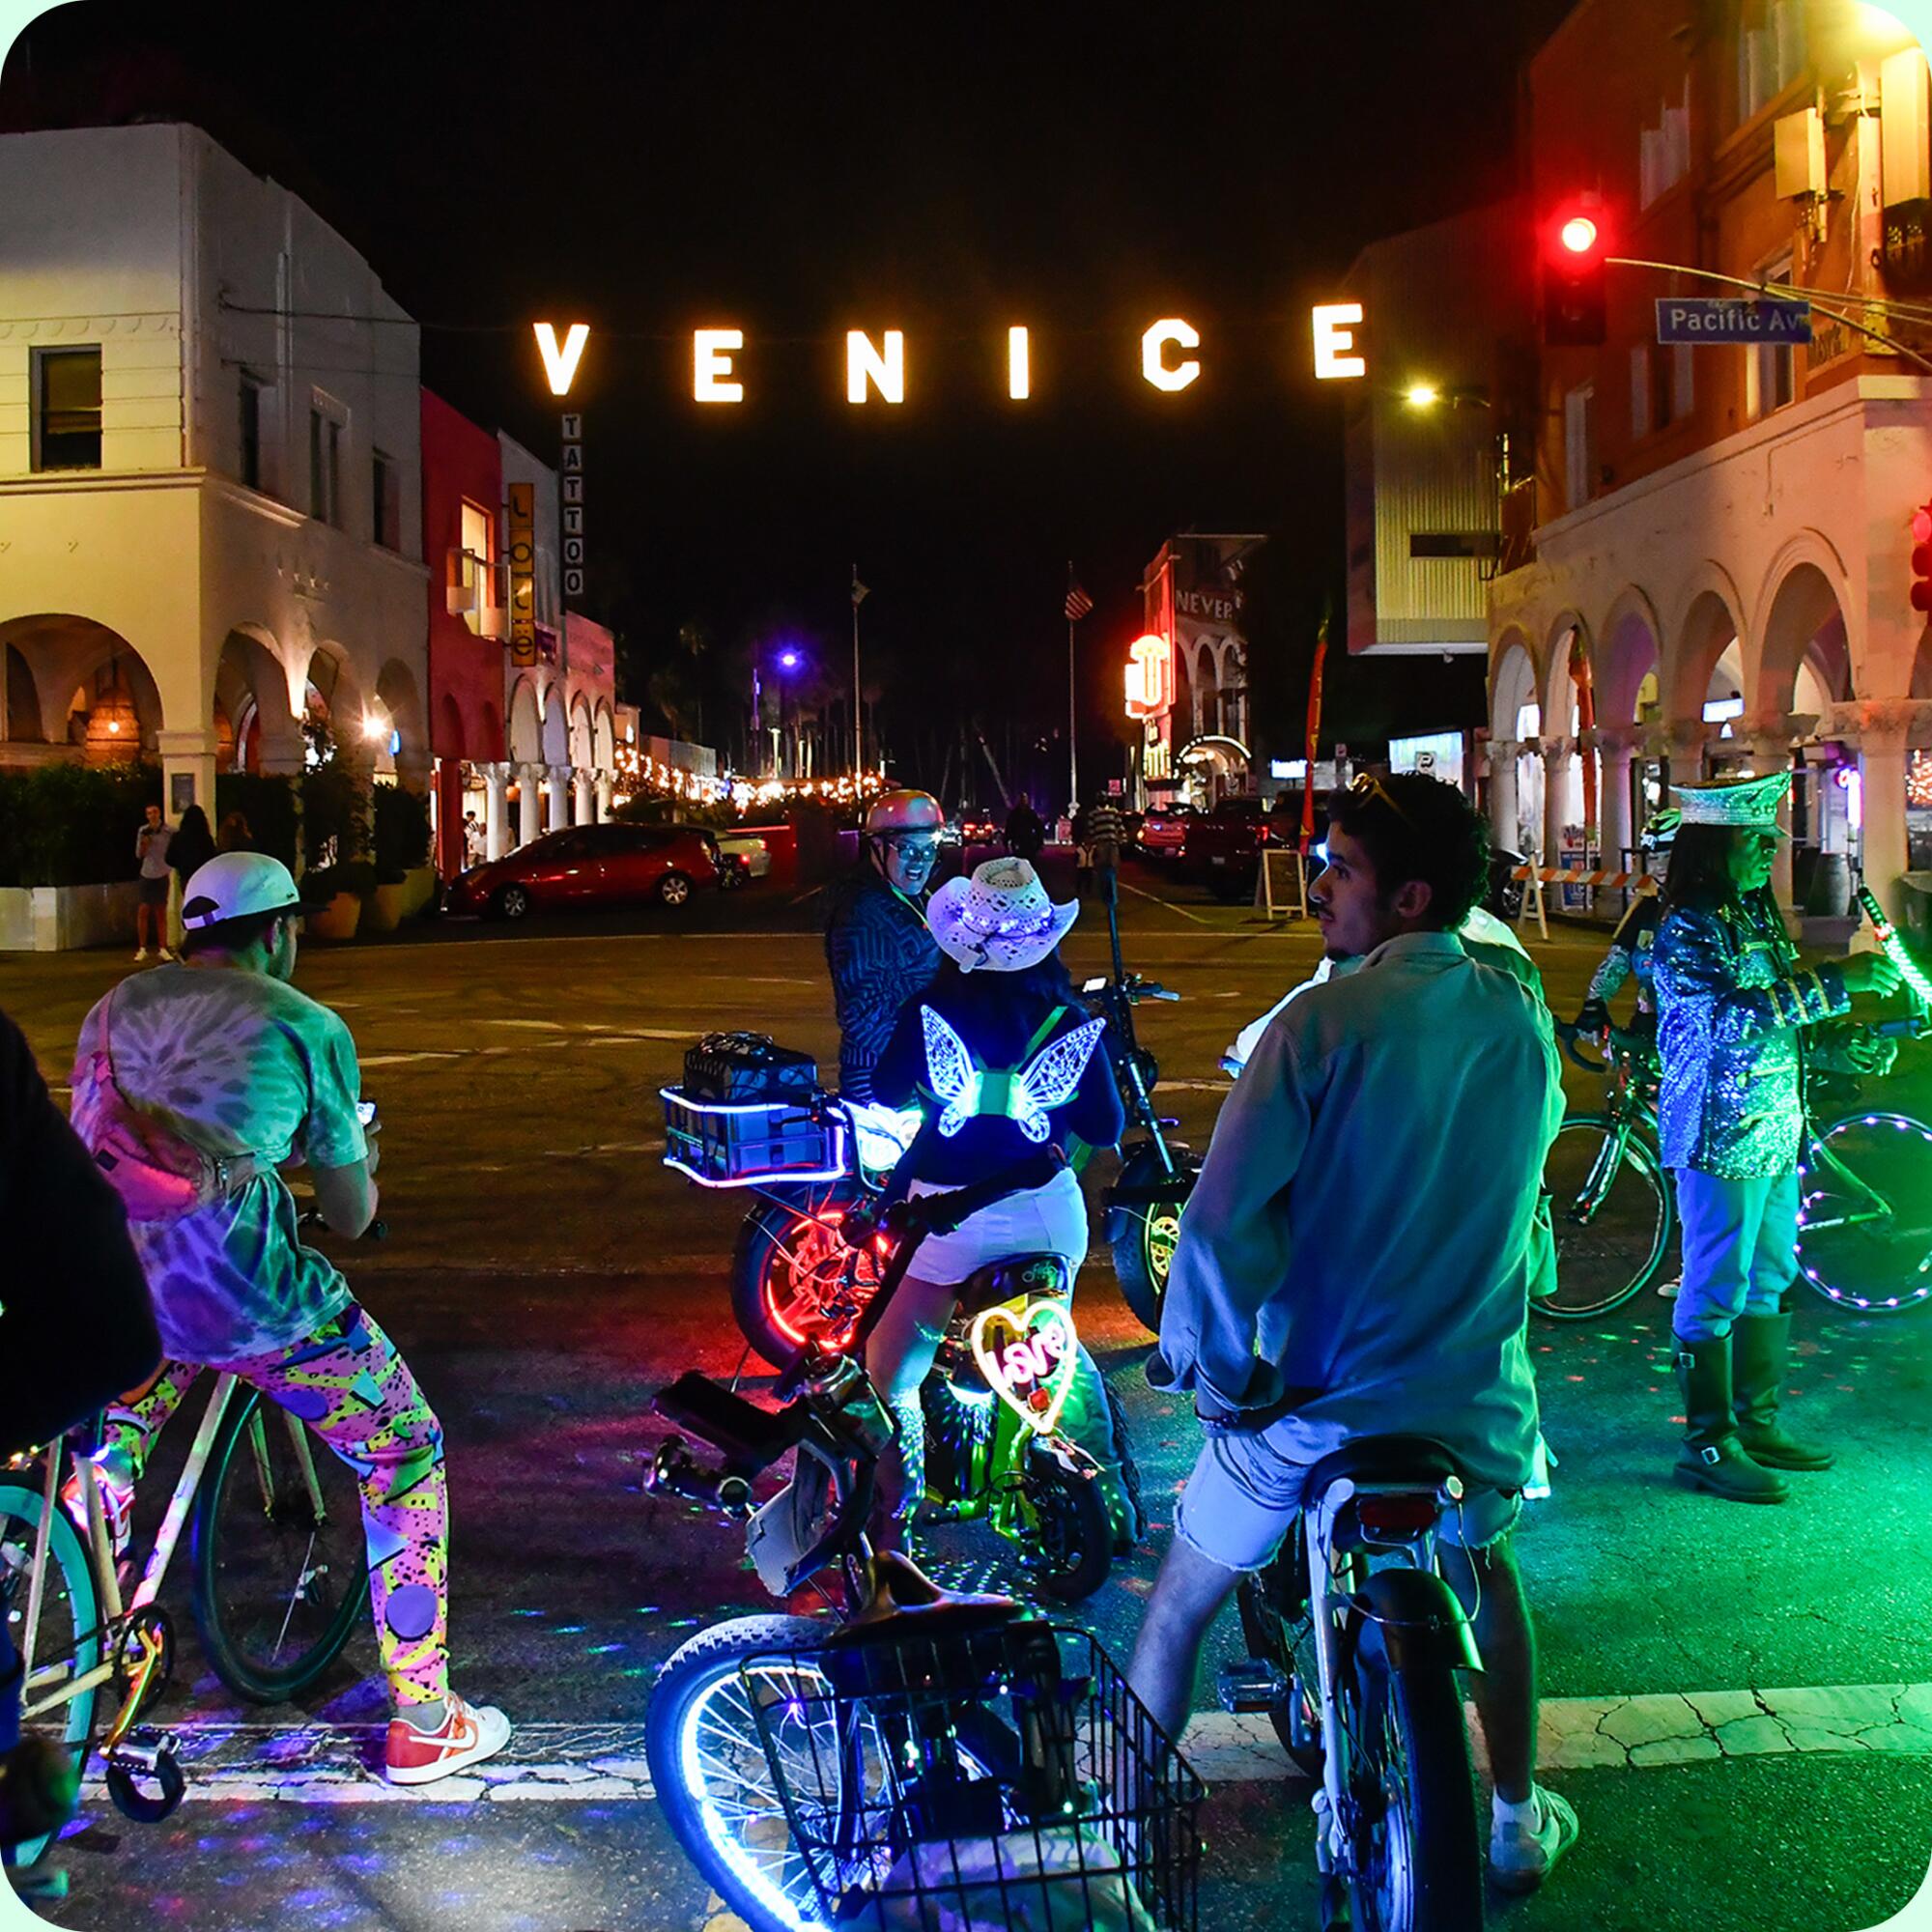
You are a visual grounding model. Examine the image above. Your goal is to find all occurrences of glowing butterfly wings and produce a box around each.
[921,1007,1106,1143]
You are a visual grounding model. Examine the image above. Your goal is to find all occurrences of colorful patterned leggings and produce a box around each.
[99,1303,449,1711]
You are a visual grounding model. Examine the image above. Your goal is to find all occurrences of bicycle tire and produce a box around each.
[731,1194,879,1369]
[0,1479,99,1870]
[1797,1110,1932,1315]
[1018,1449,1114,1604]
[190,1390,367,1703]
[1234,1551,1322,1778]
[644,1613,851,1932]
[1536,1113,1674,1321]
[1108,1146,1195,1333]
[1345,1623,1483,1932]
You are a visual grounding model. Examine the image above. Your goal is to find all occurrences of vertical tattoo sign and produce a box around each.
[507,481,537,668]
[560,412,585,602]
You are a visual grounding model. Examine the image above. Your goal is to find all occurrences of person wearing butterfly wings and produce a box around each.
[867,859,1134,1548]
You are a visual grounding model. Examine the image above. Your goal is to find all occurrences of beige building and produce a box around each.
[1488,1,1932,919]
[0,124,429,818]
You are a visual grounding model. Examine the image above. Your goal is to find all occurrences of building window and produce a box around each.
[1746,253,1797,418]
[32,346,102,470]
[1631,343,1695,437]
[1639,80,1691,206]
[459,498,493,635]
[308,395,345,526]
[1564,382,1596,511]
[239,373,266,491]
[1738,0,1805,124]
[372,450,398,550]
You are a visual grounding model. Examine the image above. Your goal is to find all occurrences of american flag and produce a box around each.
[1064,570,1094,623]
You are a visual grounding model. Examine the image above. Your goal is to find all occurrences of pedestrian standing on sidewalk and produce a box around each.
[165,804,216,956]
[1653,773,1901,1503]
[133,803,173,961]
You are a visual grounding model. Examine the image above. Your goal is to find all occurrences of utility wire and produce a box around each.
[1608,256,1932,376]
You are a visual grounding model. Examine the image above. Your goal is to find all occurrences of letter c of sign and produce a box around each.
[1142,319,1201,392]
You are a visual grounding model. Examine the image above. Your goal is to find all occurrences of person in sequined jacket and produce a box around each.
[1653,773,1900,1504]
[824,790,945,1100]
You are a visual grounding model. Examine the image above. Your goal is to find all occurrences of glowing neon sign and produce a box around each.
[968,1298,1079,1435]
[1124,633,1175,720]
[539,312,1368,404]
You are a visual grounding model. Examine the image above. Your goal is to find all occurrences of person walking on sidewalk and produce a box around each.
[1653,772,1901,1503]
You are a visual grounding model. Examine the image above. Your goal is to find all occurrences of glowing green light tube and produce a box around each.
[1857,887,1932,1007]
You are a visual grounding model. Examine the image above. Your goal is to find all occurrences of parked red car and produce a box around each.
[1136,805,1194,859]
[443,823,722,920]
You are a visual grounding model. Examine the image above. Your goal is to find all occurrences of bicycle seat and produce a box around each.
[1303,1435,1464,1496]
[824,1550,1024,1648]
[954,1254,1069,1318]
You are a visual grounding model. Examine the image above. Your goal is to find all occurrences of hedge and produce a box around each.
[0,761,162,888]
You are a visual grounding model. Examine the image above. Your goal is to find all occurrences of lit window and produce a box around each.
[1746,253,1797,419]
[33,346,101,470]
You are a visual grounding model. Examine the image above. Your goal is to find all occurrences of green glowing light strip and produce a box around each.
[1857,888,1932,1007]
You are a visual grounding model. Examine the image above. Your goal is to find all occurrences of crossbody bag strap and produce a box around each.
[99,981,264,1197]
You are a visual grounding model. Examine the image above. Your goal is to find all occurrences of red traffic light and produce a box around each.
[1541,197,1608,347]
[1912,501,1932,613]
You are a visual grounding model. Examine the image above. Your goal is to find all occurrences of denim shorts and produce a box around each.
[1174,1426,1522,1574]
[903,1168,1088,1287]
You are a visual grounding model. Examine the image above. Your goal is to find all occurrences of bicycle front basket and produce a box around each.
[738,1622,1202,1931]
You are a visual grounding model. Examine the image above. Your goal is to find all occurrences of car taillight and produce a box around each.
[1354,1494,1440,1537]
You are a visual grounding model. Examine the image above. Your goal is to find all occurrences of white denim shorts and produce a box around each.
[1175,1426,1522,1574]
[903,1167,1089,1287]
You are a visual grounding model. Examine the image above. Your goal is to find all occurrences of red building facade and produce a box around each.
[420,389,507,875]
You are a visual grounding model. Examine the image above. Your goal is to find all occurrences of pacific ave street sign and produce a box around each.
[1655,297,1812,345]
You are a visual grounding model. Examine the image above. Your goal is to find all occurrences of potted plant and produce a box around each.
[301,859,376,941]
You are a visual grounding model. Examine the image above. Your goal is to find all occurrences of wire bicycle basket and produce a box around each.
[739,1620,1201,1930]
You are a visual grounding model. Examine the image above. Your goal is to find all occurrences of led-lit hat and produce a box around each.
[927,858,1079,973]
[1671,771,1791,833]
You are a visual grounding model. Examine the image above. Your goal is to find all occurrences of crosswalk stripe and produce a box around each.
[73,1680,1932,1805]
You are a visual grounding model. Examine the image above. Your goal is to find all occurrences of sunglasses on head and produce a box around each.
[1346,770,1419,830]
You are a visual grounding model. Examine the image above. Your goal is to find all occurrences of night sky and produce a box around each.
[3,0,1575,797]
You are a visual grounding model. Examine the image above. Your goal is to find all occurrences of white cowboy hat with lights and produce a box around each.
[927,858,1079,973]
[1671,770,1792,834]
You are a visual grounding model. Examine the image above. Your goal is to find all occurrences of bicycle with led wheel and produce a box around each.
[1219,1437,1486,1932]
[641,1156,1199,1932]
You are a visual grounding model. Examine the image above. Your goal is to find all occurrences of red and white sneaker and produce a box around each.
[384,1693,512,1786]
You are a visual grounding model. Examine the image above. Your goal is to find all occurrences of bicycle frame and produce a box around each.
[14,1372,332,1747]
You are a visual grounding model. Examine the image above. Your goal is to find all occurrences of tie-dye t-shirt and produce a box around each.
[71,964,367,1364]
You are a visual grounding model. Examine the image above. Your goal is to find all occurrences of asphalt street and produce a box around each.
[4,859,1932,1932]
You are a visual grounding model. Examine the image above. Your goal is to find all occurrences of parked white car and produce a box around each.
[716,831,773,879]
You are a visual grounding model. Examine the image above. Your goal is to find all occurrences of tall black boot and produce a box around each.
[1674,1339,1788,1504]
[1732,1313,1834,1471]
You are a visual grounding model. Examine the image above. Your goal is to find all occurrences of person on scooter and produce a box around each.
[824,790,945,1102]
[1127,771,1578,1894]
[1652,772,1901,1504]
[866,858,1131,1548]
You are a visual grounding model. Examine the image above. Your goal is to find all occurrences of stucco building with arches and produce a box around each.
[0,124,430,827]
[1486,3,1932,921]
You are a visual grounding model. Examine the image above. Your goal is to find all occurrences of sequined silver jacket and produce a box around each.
[1653,900,1848,1177]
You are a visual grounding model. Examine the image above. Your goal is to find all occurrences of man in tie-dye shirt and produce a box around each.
[71,852,510,1785]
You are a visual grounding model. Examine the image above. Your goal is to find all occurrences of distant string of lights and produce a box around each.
[609,737,885,815]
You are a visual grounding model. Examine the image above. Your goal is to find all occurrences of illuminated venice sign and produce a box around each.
[535,308,1370,404]
[1124,633,1175,719]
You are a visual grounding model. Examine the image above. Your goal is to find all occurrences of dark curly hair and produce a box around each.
[1324,772,1491,931]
